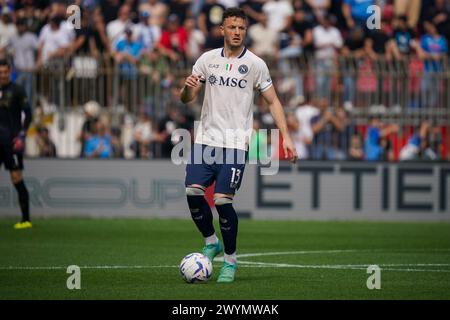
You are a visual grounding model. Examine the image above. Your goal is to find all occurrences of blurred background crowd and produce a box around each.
[0,0,449,161]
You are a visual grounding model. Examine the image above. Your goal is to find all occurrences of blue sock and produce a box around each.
[215,203,238,255]
[187,195,215,238]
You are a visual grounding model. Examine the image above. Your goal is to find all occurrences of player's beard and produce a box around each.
[225,37,244,51]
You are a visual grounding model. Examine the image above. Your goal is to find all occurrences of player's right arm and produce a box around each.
[180,74,204,104]
[181,52,208,104]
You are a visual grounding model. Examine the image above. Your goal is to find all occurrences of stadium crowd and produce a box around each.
[0,0,449,161]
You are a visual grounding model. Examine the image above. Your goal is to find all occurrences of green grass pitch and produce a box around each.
[1,218,450,300]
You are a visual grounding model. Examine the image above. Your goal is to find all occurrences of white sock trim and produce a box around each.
[224,252,237,265]
[205,234,219,246]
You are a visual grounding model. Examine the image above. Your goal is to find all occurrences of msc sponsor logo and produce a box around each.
[208,74,247,88]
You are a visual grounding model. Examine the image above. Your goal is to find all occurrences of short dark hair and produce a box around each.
[222,7,248,24]
[0,59,10,68]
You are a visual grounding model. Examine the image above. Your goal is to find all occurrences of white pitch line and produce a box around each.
[235,249,361,258]
[235,248,450,259]
[2,249,450,272]
[2,262,450,273]
[235,260,450,273]
[0,265,179,270]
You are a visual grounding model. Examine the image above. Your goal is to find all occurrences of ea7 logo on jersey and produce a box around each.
[208,74,247,89]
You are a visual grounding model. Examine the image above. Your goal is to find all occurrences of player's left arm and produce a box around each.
[261,86,298,163]
[13,88,32,153]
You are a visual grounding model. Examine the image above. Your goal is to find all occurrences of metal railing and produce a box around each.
[23,53,450,161]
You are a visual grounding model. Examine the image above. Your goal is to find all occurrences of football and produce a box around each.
[179,253,213,283]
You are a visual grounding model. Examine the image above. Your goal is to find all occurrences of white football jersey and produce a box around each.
[192,47,273,151]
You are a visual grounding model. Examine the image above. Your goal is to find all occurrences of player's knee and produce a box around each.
[214,196,233,206]
[10,171,23,185]
[186,186,205,197]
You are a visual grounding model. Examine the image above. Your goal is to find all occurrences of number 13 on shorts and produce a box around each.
[230,167,241,188]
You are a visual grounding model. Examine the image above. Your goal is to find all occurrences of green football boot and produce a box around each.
[202,241,223,262]
[217,261,237,283]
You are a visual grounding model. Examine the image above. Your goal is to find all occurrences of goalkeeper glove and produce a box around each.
[13,131,26,153]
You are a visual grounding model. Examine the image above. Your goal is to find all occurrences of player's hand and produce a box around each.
[184,74,203,89]
[13,132,26,153]
[283,137,298,164]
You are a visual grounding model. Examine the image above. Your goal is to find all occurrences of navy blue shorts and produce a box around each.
[0,143,24,171]
[185,144,247,195]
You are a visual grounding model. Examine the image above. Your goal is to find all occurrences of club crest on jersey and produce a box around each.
[238,64,248,74]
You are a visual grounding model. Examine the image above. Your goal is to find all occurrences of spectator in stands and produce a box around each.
[98,0,123,24]
[335,105,353,158]
[153,106,181,158]
[139,0,169,28]
[391,15,420,59]
[79,100,101,157]
[135,11,161,60]
[219,0,241,8]
[305,0,331,20]
[107,4,132,48]
[170,0,192,22]
[92,9,112,56]
[419,20,448,108]
[14,0,46,35]
[287,110,313,160]
[124,0,140,23]
[131,107,154,159]
[198,0,226,37]
[348,133,364,160]
[394,0,421,29]
[364,19,396,107]
[51,2,77,42]
[242,0,265,26]
[37,14,74,67]
[184,17,206,63]
[291,6,314,55]
[423,0,450,49]
[400,120,441,161]
[110,126,124,158]
[114,26,143,110]
[278,12,305,100]
[313,14,343,98]
[0,6,17,54]
[114,26,143,78]
[71,9,100,56]
[290,99,319,160]
[364,116,399,161]
[35,126,57,158]
[262,0,294,32]
[84,120,113,159]
[204,24,223,50]
[365,19,396,61]
[342,0,375,30]
[10,17,38,103]
[310,98,348,160]
[341,26,366,110]
[158,14,188,65]
[248,13,278,57]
